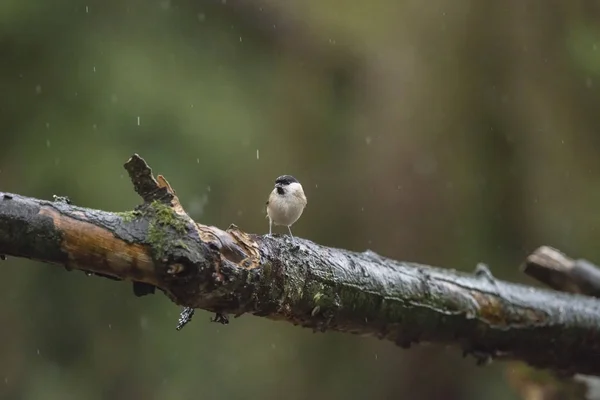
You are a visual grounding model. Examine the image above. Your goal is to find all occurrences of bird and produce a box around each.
[266,175,307,239]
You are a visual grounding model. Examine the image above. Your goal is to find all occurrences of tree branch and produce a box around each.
[1,155,600,376]
[515,246,600,399]
[523,246,600,298]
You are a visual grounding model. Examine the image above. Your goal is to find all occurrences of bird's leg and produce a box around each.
[287,226,294,239]
[269,218,272,235]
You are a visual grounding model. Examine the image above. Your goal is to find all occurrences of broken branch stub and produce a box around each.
[120,154,262,311]
[523,246,600,298]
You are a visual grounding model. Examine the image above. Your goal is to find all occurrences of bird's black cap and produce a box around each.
[275,175,299,185]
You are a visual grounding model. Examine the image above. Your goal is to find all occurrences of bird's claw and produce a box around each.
[210,312,229,325]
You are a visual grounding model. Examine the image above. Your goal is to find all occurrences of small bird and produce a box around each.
[266,175,307,238]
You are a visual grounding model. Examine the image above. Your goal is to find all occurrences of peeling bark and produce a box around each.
[1,155,600,376]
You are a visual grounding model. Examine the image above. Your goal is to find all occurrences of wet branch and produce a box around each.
[1,155,600,376]
[506,246,600,399]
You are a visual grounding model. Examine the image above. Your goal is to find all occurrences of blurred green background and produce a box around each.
[1,0,599,399]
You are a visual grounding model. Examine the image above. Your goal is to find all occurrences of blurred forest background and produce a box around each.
[1,0,600,399]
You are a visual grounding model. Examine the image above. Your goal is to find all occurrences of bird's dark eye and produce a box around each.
[276,187,285,195]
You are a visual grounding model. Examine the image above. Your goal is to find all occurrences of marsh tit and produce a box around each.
[266,175,307,238]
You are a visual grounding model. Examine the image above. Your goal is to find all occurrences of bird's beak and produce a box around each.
[274,183,283,189]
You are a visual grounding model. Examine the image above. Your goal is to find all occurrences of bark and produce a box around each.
[1,155,600,376]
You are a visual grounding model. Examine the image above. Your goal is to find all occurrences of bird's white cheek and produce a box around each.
[287,182,303,195]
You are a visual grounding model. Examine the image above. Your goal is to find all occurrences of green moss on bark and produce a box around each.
[146,201,189,259]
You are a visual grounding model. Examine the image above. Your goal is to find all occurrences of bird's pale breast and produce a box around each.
[267,190,306,226]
